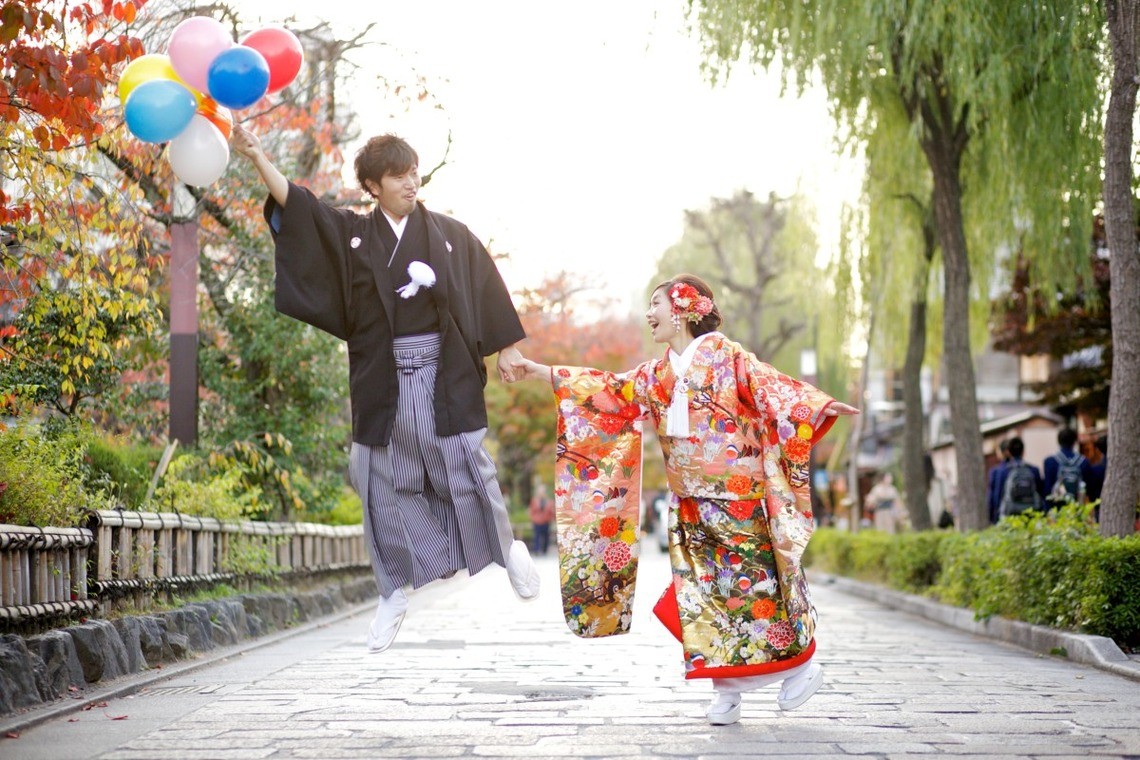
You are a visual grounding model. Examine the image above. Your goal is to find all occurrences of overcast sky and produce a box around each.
[236,1,863,315]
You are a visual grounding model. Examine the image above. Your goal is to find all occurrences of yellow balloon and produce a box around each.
[118,54,202,104]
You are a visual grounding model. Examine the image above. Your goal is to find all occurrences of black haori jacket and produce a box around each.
[264,182,526,446]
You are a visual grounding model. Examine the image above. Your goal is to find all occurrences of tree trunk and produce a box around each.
[922,127,987,532]
[902,221,935,530]
[1100,0,1140,537]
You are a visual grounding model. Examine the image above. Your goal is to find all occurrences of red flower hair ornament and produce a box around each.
[669,282,714,328]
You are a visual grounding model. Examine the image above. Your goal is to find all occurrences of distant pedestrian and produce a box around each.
[986,439,1011,524]
[866,473,905,534]
[1086,435,1108,519]
[1043,427,1091,508]
[529,487,555,556]
[925,455,952,529]
[996,437,1044,519]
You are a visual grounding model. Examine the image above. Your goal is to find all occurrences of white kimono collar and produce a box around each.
[665,332,721,437]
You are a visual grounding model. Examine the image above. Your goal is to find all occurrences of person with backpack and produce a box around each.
[996,437,1045,519]
[986,439,1012,524]
[1043,427,1092,509]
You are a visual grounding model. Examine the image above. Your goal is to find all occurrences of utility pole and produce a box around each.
[169,183,198,447]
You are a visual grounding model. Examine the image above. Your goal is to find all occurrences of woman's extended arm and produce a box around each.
[509,356,553,385]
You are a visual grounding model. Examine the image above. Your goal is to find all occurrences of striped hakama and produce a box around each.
[348,333,515,598]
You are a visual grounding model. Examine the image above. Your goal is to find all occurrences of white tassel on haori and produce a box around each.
[666,377,690,437]
[396,261,436,298]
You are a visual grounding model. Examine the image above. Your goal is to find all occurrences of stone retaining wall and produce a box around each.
[0,571,377,717]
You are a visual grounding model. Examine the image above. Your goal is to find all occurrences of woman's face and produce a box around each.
[645,287,679,344]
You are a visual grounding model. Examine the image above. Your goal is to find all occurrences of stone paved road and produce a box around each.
[4,547,1138,759]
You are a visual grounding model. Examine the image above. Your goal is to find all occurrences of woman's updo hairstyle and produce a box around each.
[653,273,722,337]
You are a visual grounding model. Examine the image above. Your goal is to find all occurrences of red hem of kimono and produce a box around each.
[685,640,816,680]
[653,583,816,680]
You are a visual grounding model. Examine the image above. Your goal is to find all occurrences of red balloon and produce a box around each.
[239,27,303,94]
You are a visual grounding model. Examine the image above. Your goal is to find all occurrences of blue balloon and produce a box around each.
[207,46,270,110]
[123,80,197,144]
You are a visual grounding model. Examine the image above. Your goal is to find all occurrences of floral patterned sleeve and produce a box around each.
[734,352,837,460]
[549,363,651,638]
[733,351,836,520]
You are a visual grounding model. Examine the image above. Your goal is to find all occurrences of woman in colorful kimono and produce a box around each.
[508,274,857,726]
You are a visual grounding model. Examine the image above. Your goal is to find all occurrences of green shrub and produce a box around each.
[148,452,262,521]
[323,486,363,525]
[806,506,1140,649]
[84,436,164,509]
[886,531,948,593]
[1075,537,1140,647]
[0,422,95,526]
[804,527,853,575]
[220,534,280,576]
[847,530,893,583]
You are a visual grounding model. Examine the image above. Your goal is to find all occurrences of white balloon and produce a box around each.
[167,114,230,187]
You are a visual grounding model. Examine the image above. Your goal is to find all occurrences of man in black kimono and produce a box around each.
[232,124,540,653]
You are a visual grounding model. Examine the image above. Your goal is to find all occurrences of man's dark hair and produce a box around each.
[354,135,418,196]
[1008,436,1025,459]
[653,273,723,337]
[1095,434,1108,455]
[1057,427,1078,450]
[998,439,1011,459]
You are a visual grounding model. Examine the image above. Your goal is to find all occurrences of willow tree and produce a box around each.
[689,1,1104,530]
[858,90,938,531]
[1100,1,1140,537]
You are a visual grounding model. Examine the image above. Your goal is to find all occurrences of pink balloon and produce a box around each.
[167,16,233,94]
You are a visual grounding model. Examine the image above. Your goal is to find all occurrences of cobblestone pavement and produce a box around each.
[5,547,1139,759]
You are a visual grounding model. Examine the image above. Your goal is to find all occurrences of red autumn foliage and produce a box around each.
[0,0,148,223]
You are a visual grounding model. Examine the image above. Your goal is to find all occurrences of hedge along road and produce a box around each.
[3,548,1139,759]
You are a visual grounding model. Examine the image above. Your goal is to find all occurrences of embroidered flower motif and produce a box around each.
[597,415,627,435]
[789,403,812,423]
[752,598,777,620]
[598,516,620,538]
[726,475,753,496]
[668,282,714,324]
[603,540,631,572]
[797,423,814,440]
[784,436,811,464]
[726,499,756,520]
[765,620,795,649]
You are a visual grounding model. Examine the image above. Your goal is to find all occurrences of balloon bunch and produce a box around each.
[119,17,303,187]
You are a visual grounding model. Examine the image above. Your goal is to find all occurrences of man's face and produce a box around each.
[369,165,420,219]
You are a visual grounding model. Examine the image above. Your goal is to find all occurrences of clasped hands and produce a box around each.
[497,345,545,383]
